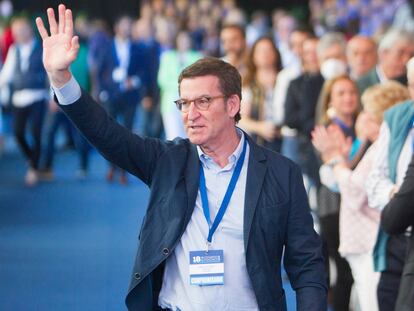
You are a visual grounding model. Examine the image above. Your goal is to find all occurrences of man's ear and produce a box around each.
[226,94,240,118]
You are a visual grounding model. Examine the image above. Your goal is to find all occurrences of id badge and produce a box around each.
[189,250,224,286]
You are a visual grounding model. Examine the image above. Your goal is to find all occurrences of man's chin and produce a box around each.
[188,137,201,145]
[187,134,204,146]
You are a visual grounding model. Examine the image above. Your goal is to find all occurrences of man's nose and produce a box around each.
[187,102,200,120]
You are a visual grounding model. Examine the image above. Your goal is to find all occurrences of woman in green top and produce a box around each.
[158,31,202,140]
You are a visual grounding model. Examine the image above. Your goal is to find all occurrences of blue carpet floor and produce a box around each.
[0,130,296,310]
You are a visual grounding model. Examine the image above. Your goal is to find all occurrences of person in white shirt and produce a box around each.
[0,16,49,185]
[35,5,328,311]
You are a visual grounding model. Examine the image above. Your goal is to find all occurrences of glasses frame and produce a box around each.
[174,95,227,112]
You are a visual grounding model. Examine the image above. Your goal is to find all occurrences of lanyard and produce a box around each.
[199,138,247,245]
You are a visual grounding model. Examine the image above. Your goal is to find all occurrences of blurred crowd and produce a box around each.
[0,0,414,311]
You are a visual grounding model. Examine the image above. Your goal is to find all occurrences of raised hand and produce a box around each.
[35,4,79,87]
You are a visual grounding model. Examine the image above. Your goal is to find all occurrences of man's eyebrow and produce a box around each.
[179,94,211,100]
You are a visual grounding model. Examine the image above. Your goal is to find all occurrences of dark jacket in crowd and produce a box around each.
[356,68,407,95]
[284,72,324,185]
[381,154,414,311]
[12,40,47,91]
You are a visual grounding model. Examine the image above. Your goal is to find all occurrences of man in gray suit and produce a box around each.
[356,28,414,95]
[36,5,327,311]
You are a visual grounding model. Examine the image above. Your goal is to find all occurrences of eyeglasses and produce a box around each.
[174,95,227,112]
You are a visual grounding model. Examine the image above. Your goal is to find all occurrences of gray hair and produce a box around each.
[378,28,414,53]
[316,32,346,59]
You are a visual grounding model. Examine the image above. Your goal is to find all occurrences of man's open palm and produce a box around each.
[36,4,79,76]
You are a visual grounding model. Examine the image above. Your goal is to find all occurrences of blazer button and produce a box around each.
[134,273,141,280]
[162,248,170,255]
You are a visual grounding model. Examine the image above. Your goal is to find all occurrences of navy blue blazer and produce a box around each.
[60,91,327,311]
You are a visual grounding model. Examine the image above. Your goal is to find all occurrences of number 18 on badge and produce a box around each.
[189,250,224,286]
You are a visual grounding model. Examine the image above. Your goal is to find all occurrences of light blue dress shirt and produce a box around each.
[158,131,259,311]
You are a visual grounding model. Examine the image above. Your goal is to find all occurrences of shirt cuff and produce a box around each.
[51,76,81,105]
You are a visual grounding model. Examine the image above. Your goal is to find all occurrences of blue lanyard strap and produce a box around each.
[199,138,247,243]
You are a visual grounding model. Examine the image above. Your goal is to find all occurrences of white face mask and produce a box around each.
[320,58,348,80]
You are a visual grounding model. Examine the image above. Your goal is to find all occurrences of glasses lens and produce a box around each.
[195,97,211,110]
[175,100,185,111]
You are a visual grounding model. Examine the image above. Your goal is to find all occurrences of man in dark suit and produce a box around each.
[381,154,414,311]
[36,5,327,311]
[101,14,153,183]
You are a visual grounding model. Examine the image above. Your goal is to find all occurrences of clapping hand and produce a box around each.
[35,4,79,87]
[311,124,352,163]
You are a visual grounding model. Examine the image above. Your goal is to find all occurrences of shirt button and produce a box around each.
[134,273,141,280]
[162,248,170,255]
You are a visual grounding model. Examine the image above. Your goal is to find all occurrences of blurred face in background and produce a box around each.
[252,38,278,69]
[74,16,90,39]
[220,26,245,58]
[115,16,132,40]
[275,14,295,43]
[320,42,347,64]
[355,110,380,141]
[379,39,414,79]
[289,30,310,58]
[301,38,319,73]
[347,36,377,79]
[176,31,192,52]
[329,78,359,120]
[132,19,152,42]
[11,18,33,44]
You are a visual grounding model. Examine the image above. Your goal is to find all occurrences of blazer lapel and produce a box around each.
[243,136,267,250]
[183,143,200,225]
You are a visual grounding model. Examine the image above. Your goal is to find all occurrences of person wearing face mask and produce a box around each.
[284,32,348,201]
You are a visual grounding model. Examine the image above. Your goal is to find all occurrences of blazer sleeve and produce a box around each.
[59,91,169,185]
[284,79,301,129]
[381,154,414,234]
[283,164,328,310]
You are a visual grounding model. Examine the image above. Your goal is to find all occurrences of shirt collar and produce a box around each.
[376,65,388,83]
[197,128,245,170]
[17,39,35,52]
[114,37,130,48]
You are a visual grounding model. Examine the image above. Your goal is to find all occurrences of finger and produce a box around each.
[47,8,58,35]
[35,17,49,40]
[67,36,80,61]
[65,9,73,38]
[58,4,66,33]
